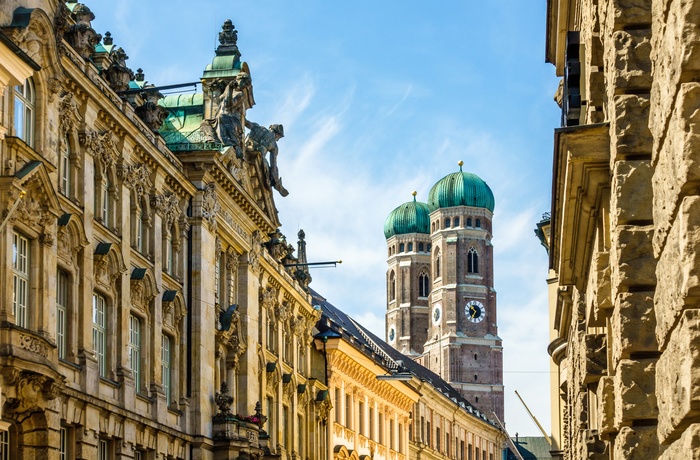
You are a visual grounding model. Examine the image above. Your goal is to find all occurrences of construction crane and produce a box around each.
[514,390,552,446]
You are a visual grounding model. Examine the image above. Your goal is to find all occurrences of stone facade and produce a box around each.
[543,0,700,458]
[0,2,329,459]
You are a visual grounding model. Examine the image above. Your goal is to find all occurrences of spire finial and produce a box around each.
[458,160,464,172]
[412,190,417,201]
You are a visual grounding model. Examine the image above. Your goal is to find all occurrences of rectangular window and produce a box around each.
[0,431,9,460]
[215,255,221,303]
[92,294,107,377]
[129,315,141,391]
[436,427,441,451]
[162,334,171,406]
[267,397,275,446]
[283,406,289,451]
[12,231,30,328]
[61,142,71,197]
[298,415,304,458]
[135,451,143,460]
[358,401,364,435]
[57,270,68,359]
[136,211,143,253]
[468,443,473,460]
[389,419,394,449]
[334,388,341,423]
[378,412,384,443]
[369,407,375,440]
[345,394,352,429]
[59,426,71,460]
[98,439,109,460]
[102,182,110,227]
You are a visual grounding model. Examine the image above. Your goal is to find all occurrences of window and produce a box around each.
[129,315,141,390]
[298,415,305,458]
[215,253,221,303]
[389,419,394,449]
[335,388,342,423]
[267,316,276,352]
[418,242,424,252]
[14,79,34,146]
[399,243,405,252]
[162,334,171,405]
[98,439,110,460]
[345,394,352,428]
[434,248,441,278]
[59,426,74,460]
[389,271,396,302]
[57,270,69,359]
[102,177,111,227]
[60,136,72,197]
[444,218,450,228]
[0,431,9,460]
[407,242,413,252]
[378,412,384,443]
[468,443,473,460]
[419,271,430,297]
[267,397,275,445]
[476,218,481,228]
[467,218,472,227]
[454,217,460,227]
[436,427,441,451]
[135,209,144,253]
[93,293,107,378]
[468,247,479,274]
[283,406,289,451]
[12,231,30,328]
[426,421,431,446]
[358,401,365,435]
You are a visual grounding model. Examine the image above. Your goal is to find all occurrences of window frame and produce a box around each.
[92,293,108,378]
[162,333,172,406]
[57,269,69,360]
[12,231,30,328]
[13,79,35,147]
[129,314,142,392]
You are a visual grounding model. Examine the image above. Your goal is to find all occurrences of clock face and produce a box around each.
[432,303,442,325]
[388,326,396,344]
[465,300,485,323]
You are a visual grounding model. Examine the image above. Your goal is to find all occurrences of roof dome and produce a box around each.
[428,162,495,212]
[384,193,430,239]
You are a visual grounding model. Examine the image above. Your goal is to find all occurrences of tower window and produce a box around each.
[445,218,451,228]
[467,217,472,227]
[467,247,479,274]
[476,218,481,228]
[389,270,396,301]
[454,217,460,227]
[432,222,435,233]
[419,242,424,252]
[434,248,441,278]
[419,271,430,297]
[399,243,405,252]
[408,242,413,252]
[474,374,478,381]
[474,353,478,360]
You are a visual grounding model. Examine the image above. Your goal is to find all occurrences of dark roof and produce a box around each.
[310,288,498,428]
[507,437,552,460]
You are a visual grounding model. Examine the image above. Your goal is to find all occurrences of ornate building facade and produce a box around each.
[543,0,700,458]
[384,164,504,423]
[0,2,330,459]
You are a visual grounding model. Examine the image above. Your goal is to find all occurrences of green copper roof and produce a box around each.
[384,194,430,239]
[203,55,242,79]
[428,163,495,212]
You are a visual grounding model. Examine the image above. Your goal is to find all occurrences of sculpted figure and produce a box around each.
[200,73,251,158]
[245,121,288,196]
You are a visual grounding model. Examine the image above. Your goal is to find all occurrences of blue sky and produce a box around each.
[89,0,560,437]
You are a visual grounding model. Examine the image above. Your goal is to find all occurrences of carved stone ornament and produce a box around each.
[81,130,119,174]
[263,228,287,262]
[248,230,262,273]
[152,191,181,230]
[120,163,151,198]
[135,89,168,131]
[19,333,49,358]
[64,3,102,59]
[214,382,234,421]
[315,397,332,423]
[59,92,82,134]
[201,183,219,231]
[1,369,62,422]
[259,286,278,317]
[104,47,135,93]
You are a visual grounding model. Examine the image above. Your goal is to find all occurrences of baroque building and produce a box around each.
[0,2,332,459]
[312,289,505,460]
[384,163,504,423]
[542,0,700,458]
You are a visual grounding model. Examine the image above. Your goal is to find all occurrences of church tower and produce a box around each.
[384,192,432,356]
[385,162,504,421]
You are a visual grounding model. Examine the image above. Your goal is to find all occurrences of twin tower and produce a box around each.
[383,162,504,420]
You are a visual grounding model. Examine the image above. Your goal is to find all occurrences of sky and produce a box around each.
[88,0,561,438]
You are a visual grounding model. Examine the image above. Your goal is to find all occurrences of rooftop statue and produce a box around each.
[245,121,288,197]
[200,72,251,158]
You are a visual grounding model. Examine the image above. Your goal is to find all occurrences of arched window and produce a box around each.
[418,242,424,252]
[476,218,481,228]
[60,135,72,197]
[467,247,479,274]
[445,217,451,228]
[431,222,435,233]
[434,248,441,278]
[399,243,405,252]
[454,217,460,227]
[407,242,413,252]
[13,78,35,147]
[466,217,472,227]
[419,271,430,297]
[389,271,396,301]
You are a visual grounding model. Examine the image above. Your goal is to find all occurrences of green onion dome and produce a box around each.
[427,161,495,213]
[384,192,430,239]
